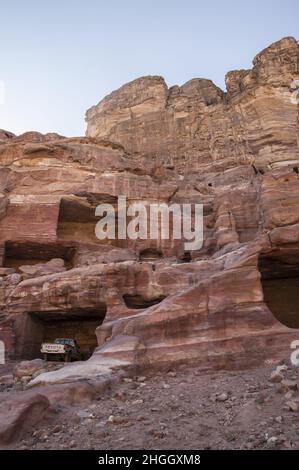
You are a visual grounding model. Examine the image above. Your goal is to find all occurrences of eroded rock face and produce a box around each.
[86,37,299,174]
[0,37,299,383]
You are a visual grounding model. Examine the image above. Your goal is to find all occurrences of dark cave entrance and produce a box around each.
[139,248,163,261]
[14,305,107,361]
[123,294,166,309]
[259,252,299,329]
[4,241,75,269]
[179,251,192,263]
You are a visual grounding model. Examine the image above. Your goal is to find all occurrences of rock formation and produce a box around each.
[1,37,299,387]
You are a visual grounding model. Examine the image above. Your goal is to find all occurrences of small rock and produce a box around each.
[137,376,146,382]
[113,391,126,401]
[131,399,144,405]
[216,392,229,402]
[270,371,283,383]
[21,376,32,385]
[52,425,62,434]
[267,436,278,445]
[285,400,299,412]
[77,410,93,419]
[7,273,22,285]
[281,380,298,391]
[276,365,288,374]
[148,428,166,439]
[167,371,177,378]
[107,415,126,425]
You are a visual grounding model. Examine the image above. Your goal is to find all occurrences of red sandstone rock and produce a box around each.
[0,37,299,387]
[86,37,298,176]
[0,391,50,444]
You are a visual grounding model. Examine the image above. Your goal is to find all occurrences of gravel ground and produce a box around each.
[2,361,299,450]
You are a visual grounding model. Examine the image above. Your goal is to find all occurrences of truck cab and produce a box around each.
[41,338,81,362]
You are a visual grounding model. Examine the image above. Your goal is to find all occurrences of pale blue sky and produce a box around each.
[0,0,298,136]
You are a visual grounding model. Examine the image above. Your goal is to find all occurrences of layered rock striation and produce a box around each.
[0,37,299,385]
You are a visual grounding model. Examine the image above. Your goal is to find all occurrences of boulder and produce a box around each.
[0,391,50,444]
[14,359,45,380]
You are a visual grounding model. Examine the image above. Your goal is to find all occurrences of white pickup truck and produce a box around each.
[41,338,80,362]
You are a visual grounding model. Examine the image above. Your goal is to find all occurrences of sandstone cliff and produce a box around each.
[0,37,299,385]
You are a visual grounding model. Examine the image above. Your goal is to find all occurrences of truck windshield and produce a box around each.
[55,339,74,346]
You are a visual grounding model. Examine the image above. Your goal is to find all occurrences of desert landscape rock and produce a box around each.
[1,37,299,442]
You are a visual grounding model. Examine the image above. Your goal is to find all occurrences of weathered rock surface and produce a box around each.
[86,37,299,175]
[0,391,50,444]
[0,37,299,388]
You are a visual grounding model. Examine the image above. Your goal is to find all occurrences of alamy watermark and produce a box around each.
[94,196,203,251]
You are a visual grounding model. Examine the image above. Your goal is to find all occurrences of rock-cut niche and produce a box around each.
[14,305,107,361]
[259,252,299,329]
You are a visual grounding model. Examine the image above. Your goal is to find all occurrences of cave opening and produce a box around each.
[4,241,75,270]
[139,248,163,261]
[179,251,192,263]
[57,195,120,246]
[123,294,166,309]
[14,305,107,361]
[57,197,99,244]
[259,252,299,329]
